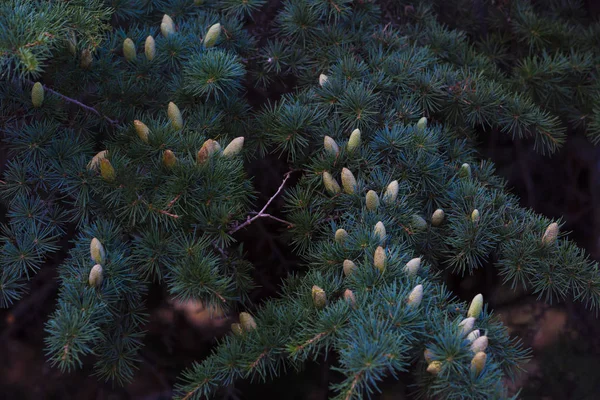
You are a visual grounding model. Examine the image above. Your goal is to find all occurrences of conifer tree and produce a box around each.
[1,0,599,398]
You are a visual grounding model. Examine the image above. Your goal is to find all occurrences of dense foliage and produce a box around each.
[1,0,599,399]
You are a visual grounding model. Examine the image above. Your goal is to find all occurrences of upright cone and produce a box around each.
[123,38,136,61]
[223,137,245,157]
[168,102,183,130]
[341,168,357,194]
[31,82,44,107]
[89,264,104,287]
[204,23,221,47]
[145,36,156,60]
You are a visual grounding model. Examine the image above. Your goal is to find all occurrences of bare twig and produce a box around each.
[228,170,296,235]
[25,80,119,126]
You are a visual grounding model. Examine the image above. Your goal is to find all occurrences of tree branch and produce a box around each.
[228,170,297,235]
[25,80,119,126]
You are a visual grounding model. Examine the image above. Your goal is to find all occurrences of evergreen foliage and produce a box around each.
[1,0,599,398]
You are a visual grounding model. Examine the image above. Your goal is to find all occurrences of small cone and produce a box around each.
[31,82,44,108]
[323,172,341,195]
[431,209,445,227]
[470,336,488,353]
[366,190,379,211]
[427,361,442,375]
[161,14,175,37]
[467,294,483,319]
[100,159,116,182]
[467,329,481,343]
[162,150,176,168]
[231,323,244,336]
[335,228,348,244]
[374,221,386,243]
[347,129,361,152]
[134,120,149,143]
[341,168,357,194]
[223,137,245,157]
[319,74,328,86]
[87,150,108,171]
[407,284,423,307]
[239,312,257,331]
[343,259,357,276]
[417,117,427,131]
[404,257,421,276]
[471,209,480,223]
[383,180,398,204]
[324,136,340,156]
[542,222,559,246]
[374,246,386,272]
[458,317,475,337]
[197,139,220,164]
[123,38,136,61]
[89,264,104,287]
[204,23,221,48]
[312,285,327,309]
[459,163,472,179]
[90,238,106,264]
[343,289,356,307]
[168,102,183,130]
[471,352,487,375]
[145,35,156,61]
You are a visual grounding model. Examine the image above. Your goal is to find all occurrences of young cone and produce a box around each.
[323,172,341,195]
[470,336,488,353]
[542,222,559,246]
[343,289,356,307]
[366,190,380,211]
[407,284,423,307]
[90,238,106,264]
[223,137,245,157]
[427,361,442,375]
[87,150,108,171]
[374,221,386,243]
[319,74,328,86]
[31,82,44,107]
[133,120,150,143]
[89,264,104,288]
[471,352,487,375]
[341,168,357,194]
[459,317,475,337]
[374,246,386,272]
[335,228,348,244]
[467,329,481,343]
[231,323,244,336]
[383,180,398,204]
[100,159,116,182]
[459,163,472,179]
[161,14,175,37]
[324,136,340,156]
[417,117,427,131]
[197,139,221,164]
[471,209,480,223]
[123,38,136,61]
[204,23,221,48]
[404,257,421,276]
[312,285,327,309]
[239,312,257,331]
[145,36,156,61]
[467,294,483,319]
[162,150,176,168]
[168,102,183,130]
[343,259,357,276]
[347,129,361,152]
[431,209,445,226]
